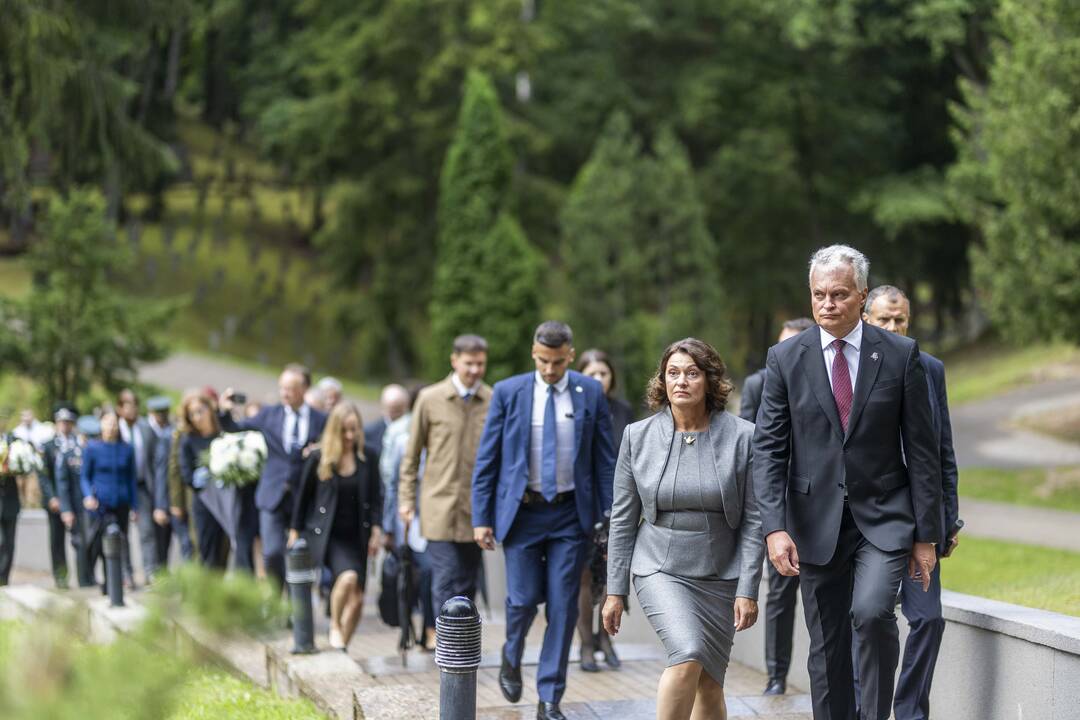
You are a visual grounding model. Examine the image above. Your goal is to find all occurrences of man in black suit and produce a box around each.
[862,285,959,720]
[739,316,814,697]
[118,388,167,584]
[753,244,942,720]
[222,363,327,588]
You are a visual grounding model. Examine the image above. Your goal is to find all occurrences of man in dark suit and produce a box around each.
[753,245,942,720]
[472,321,616,720]
[118,388,168,583]
[222,363,327,588]
[739,317,814,697]
[862,285,959,720]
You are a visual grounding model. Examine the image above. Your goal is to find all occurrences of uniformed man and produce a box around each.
[54,415,100,588]
[40,406,80,588]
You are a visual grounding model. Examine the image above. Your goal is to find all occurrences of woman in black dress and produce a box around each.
[178,392,228,569]
[576,349,635,671]
[290,401,382,650]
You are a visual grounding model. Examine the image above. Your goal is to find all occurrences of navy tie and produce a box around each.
[542,385,558,501]
[288,413,300,453]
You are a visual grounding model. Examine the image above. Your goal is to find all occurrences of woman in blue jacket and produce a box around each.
[81,411,137,590]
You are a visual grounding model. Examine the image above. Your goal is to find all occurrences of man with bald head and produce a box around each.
[862,285,959,720]
[399,334,492,616]
[221,363,327,588]
[753,245,942,720]
[366,384,410,455]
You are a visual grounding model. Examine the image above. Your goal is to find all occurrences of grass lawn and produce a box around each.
[0,256,30,300]
[942,340,1079,405]
[172,670,322,720]
[943,535,1080,617]
[959,466,1080,513]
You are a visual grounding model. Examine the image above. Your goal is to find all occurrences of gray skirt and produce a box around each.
[634,571,738,685]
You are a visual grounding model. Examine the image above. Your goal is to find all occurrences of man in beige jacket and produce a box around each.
[399,334,492,614]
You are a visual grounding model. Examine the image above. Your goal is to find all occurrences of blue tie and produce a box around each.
[542,385,558,501]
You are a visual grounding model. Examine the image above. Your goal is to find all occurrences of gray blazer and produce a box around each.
[607,408,764,600]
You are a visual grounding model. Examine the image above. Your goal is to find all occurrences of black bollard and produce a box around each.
[286,538,317,654]
[102,523,124,607]
[436,596,482,720]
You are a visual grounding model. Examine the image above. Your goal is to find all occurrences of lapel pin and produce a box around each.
[871,352,879,362]
[575,385,583,393]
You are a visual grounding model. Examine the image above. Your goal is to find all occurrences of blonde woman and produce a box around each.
[289,402,383,650]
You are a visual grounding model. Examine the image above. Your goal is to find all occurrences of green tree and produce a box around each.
[2,190,174,409]
[429,70,542,380]
[951,0,1080,343]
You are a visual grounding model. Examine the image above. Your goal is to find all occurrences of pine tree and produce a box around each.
[428,70,542,380]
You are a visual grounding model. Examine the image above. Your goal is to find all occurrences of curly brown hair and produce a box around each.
[645,338,734,413]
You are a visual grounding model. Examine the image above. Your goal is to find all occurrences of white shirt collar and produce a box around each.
[820,320,863,352]
[285,404,310,419]
[451,373,480,398]
[535,371,570,394]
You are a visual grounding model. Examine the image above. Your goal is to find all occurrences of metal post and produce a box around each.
[436,596,482,720]
[286,538,317,654]
[102,523,124,607]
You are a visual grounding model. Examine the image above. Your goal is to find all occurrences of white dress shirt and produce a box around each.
[120,418,147,482]
[820,321,863,394]
[528,371,576,493]
[283,404,311,453]
[451,373,481,399]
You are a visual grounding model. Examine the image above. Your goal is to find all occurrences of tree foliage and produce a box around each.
[429,71,542,381]
[951,0,1080,343]
[2,190,174,409]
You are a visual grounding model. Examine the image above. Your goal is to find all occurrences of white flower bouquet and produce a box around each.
[207,432,267,487]
[0,438,44,476]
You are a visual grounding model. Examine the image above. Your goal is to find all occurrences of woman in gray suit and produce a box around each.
[602,338,764,720]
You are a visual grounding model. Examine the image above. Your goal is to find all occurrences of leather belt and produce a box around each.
[521,489,575,506]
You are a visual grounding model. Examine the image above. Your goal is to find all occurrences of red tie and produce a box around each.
[831,339,853,431]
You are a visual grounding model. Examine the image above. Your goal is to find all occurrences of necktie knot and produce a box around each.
[832,338,846,353]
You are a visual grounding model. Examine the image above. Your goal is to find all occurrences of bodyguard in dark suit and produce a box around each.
[221,364,327,588]
[472,322,616,720]
[118,389,167,582]
[753,245,942,720]
[862,286,959,720]
[739,318,814,697]
[41,407,80,588]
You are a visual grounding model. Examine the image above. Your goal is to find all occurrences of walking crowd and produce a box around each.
[0,243,960,720]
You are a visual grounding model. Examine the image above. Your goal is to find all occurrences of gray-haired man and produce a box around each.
[753,245,942,720]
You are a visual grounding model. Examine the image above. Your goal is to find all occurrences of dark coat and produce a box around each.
[921,352,960,549]
[290,447,382,571]
[752,323,943,566]
[222,404,328,512]
[80,440,137,511]
[738,368,768,424]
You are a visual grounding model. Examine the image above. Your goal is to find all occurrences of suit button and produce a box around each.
[319,506,326,514]
[363,522,370,529]
[313,528,321,535]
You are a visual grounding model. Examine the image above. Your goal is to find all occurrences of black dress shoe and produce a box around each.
[763,678,786,696]
[537,701,567,720]
[499,646,523,703]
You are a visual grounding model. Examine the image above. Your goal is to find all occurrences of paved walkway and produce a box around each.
[140,351,380,420]
[958,498,1080,553]
[952,376,1080,469]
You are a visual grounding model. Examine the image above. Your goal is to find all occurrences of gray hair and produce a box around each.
[534,320,573,348]
[864,285,909,314]
[316,376,343,394]
[808,244,870,291]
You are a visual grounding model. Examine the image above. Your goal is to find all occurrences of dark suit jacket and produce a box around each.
[222,404,328,512]
[151,425,173,512]
[752,323,942,566]
[922,352,959,548]
[364,418,389,456]
[471,370,617,543]
[738,368,768,423]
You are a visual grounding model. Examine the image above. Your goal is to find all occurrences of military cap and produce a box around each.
[76,416,101,438]
[147,395,172,412]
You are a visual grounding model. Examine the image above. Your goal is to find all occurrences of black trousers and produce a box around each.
[68,508,95,587]
[259,498,291,591]
[426,540,483,616]
[192,493,228,570]
[232,484,259,573]
[47,507,69,585]
[134,483,171,579]
[0,481,20,585]
[764,561,801,682]
[894,563,945,720]
[800,504,907,720]
[86,505,131,590]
